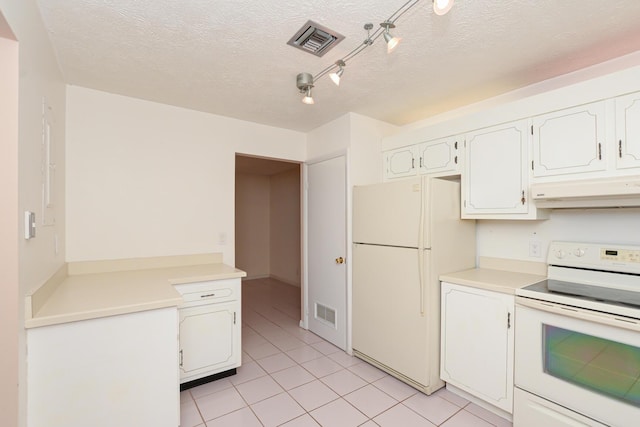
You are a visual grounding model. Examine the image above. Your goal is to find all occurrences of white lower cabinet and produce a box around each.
[27,307,179,427]
[514,388,607,427]
[440,282,514,413]
[175,278,241,384]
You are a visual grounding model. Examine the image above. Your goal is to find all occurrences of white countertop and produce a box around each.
[439,257,547,295]
[440,268,546,295]
[26,256,246,329]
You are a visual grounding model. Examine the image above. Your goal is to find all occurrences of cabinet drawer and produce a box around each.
[174,278,239,305]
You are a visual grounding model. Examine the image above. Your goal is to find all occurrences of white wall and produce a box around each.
[349,113,398,186]
[66,86,306,264]
[306,113,351,161]
[270,167,301,286]
[235,173,270,278]
[0,25,19,427]
[0,2,67,426]
[477,209,640,262]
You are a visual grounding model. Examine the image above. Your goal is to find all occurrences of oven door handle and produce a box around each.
[516,296,640,332]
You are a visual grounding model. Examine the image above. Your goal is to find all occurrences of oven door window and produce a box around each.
[544,325,640,406]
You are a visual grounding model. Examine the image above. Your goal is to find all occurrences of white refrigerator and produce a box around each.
[352,176,475,394]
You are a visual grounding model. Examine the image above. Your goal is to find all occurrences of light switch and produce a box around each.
[24,211,36,239]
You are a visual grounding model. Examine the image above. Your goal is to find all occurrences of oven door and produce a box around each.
[515,297,640,427]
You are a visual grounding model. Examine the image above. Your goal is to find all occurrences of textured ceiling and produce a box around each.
[36,0,640,132]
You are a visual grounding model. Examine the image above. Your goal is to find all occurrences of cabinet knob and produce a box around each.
[335,257,345,264]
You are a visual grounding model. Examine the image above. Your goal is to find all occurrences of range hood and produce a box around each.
[531,176,640,208]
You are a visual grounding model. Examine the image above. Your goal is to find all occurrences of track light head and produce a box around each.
[296,72,315,104]
[380,21,401,53]
[329,60,346,86]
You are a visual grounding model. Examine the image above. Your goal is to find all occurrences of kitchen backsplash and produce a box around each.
[476,208,640,262]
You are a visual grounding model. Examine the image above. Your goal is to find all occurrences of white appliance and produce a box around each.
[352,176,475,394]
[531,175,640,208]
[515,241,640,427]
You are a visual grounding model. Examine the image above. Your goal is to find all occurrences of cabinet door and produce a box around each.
[384,146,417,179]
[417,136,461,175]
[615,91,640,170]
[27,308,179,427]
[532,102,606,177]
[464,120,529,215]
[441,282,514,413]
[179,301,240,382]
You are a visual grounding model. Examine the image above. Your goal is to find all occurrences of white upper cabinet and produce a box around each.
[384,146,417,179]
[463,120,544,219]
[531,101,607,178]
[615,91,640,170]
[417,136,461,175]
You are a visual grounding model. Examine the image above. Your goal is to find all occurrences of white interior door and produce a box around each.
[307,155,347,350]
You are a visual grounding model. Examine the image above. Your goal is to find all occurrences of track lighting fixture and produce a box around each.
[296,0,454,104]
[329,60,346,86]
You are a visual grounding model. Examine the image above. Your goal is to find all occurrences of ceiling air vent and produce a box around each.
[287,20,345,57]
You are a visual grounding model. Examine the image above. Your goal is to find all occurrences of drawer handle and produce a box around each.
[200,293,216,298]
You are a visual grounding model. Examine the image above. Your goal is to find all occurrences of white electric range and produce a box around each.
[514,241,640,427]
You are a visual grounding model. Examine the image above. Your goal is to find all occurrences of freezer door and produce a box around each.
[352,243,433,387]
[353,177,422,248]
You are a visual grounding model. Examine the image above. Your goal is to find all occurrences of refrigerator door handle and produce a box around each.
[418,249,425,315]
[418,178,426,315]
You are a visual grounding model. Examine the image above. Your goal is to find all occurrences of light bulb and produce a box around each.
[302,87,314,105]
[384,32,401,53]
[433,0,454,16]
[329,68,344,86]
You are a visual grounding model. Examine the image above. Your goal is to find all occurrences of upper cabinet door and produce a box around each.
[384,146,417,180]
[463,120,529,216]
[417,136,461,175]
[531,101,607,177]
[615,91,640,170]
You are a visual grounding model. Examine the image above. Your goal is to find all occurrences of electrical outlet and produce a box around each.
[218,232,227,245]
[529,240,542,258]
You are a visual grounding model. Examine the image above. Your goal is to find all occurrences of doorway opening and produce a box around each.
[234,154,303,322]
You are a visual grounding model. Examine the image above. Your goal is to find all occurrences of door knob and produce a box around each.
[335,257,345,264]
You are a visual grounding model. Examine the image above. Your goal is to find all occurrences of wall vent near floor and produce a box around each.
[315,302,337,328]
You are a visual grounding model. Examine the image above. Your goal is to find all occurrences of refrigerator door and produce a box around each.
[352,243,433,389]
[353,177,422,248]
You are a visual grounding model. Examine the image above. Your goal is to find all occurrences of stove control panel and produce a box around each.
[548,241,640,274]
[601,248,640,263]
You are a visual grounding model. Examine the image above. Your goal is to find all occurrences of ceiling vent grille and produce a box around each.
[287,20,345,57]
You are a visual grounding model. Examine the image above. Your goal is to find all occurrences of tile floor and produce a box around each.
[180,278,513,427]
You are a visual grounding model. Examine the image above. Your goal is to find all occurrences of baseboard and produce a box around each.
[242,274,270,281]
[269,274,301,287]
